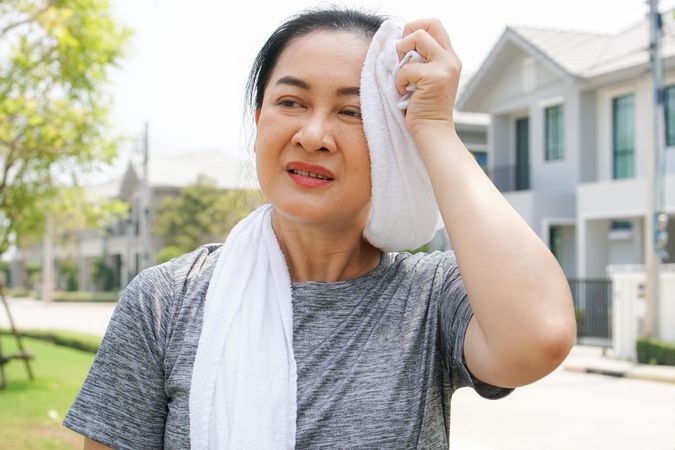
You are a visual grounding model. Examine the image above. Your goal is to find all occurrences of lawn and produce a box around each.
[0,335,95,449]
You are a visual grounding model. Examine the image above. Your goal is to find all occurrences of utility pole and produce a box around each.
[645,0,669,337]
[139,121,151,272]
[41,214,53,302]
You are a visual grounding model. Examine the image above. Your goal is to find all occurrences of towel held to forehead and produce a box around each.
[361,19,443,252]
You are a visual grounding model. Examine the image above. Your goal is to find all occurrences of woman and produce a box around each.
[64,8,576,449]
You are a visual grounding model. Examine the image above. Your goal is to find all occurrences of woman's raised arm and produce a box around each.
[395,18,576,388]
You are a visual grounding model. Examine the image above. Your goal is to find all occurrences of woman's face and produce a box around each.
[255,30,372,229]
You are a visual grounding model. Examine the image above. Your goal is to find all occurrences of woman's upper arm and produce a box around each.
[63,264,174,448]
[83,436,114,450]
[436,252,514,398]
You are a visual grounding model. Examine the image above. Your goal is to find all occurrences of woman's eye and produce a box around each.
[341,109,362,120]
[279,99,302,108]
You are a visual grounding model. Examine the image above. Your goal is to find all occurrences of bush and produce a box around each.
[91,257,114,291]
[636,337,675,366]
[4,288,35,298]
[0,329,102,353]
[52,290,119,303]
[156,245,184,264]
[57,260,79,291]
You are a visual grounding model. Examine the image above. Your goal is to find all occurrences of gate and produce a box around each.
[568,279,612,347]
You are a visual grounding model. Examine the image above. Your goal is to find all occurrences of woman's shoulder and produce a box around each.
[131,244,223,286]
[389,249,458,272]
[123,243,224,307]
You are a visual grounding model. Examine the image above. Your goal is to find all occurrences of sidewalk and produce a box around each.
[0,296,116,337]
[564,344,675,385]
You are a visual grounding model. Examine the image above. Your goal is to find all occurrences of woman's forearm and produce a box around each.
[415,124,576,387]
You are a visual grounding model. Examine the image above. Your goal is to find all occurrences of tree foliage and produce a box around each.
[154,174,263,254]
[0,0,131,256]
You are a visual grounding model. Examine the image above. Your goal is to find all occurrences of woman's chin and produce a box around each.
[270,199,371,232]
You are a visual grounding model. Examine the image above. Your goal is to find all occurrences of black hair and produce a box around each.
[245,7,386,114]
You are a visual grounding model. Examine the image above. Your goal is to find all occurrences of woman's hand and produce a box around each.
[395,19,461,138]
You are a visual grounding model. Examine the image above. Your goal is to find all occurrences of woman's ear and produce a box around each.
[255,109,261,126]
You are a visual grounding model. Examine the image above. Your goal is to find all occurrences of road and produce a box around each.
[450,365,675,450]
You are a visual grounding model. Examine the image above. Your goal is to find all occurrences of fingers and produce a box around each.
[395,18,459,66]
[394,59,456,97]
[403,18,451,49]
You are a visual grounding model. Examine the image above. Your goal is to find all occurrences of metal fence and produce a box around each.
[568,279,612,347]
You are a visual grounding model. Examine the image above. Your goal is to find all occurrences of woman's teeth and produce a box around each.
[290,169,331,180]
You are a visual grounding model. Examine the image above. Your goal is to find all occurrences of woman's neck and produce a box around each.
[271,209,382,283]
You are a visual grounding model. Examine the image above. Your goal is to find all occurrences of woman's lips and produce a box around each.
[288,172,331,187]
[286,161,334,188]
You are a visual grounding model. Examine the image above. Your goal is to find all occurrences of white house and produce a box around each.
[457,11,675,280]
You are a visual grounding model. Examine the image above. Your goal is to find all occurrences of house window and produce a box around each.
[545,104,564,161]
[609,220,633,240]
[471,150,488,172]
[612,94,635,179]
[664,85,675,146]
[549,226,563,263]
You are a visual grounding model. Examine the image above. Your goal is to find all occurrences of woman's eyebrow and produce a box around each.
[275,76,360,96]
[276,76,309,90]
[336,86,360,97]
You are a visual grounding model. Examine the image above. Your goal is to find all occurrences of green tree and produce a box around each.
[154,174,263,256]
[0,0,131,256]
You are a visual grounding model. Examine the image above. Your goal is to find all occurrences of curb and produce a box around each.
[564,361,675,385]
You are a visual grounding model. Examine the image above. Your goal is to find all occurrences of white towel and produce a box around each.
[361,19,443,252]
[189,204,297,449]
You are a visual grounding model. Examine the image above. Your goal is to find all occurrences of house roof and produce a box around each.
[142,149,259,190]
[457,9,675,111]
[509,27,613,77]
[92,149,259,199]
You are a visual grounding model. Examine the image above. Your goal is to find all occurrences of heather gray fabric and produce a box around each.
[64,243,512,449]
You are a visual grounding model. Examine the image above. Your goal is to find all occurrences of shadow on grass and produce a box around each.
[0,335,95,449]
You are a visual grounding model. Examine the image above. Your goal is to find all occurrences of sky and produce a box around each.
[104,0,675,175]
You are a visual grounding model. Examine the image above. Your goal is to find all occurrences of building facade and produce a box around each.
[11,149,258,292]
[457,12,675,279]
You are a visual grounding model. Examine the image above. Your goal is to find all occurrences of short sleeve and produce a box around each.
[63,263,174,449]
[436,252,513,399]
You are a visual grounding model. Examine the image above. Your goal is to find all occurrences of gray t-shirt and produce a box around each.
[64,244,512,449]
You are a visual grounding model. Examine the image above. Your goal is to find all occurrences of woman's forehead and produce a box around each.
[277,30,369,67]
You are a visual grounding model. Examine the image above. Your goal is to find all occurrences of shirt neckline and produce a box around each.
[291,252,392,289]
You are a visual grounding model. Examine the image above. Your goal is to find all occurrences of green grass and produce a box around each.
[0,329,102,354]
[0,335,95,449]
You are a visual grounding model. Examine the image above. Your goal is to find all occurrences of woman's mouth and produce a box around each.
[286,162,334,187]
[288,169,332,180]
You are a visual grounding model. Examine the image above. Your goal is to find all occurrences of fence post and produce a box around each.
[608,267,644,361]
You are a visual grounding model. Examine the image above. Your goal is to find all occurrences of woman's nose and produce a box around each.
[291,113,336,153]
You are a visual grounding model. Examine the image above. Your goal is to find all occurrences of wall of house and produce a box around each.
[529,85,581,192]
[578,90,597,183]
[595,70,675,182]
[578,219,611,278]
[553,224,577,278]
[457,130,487,147]
[596,79,649,181]
[481,46,581,193]
[607,218,644,266]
